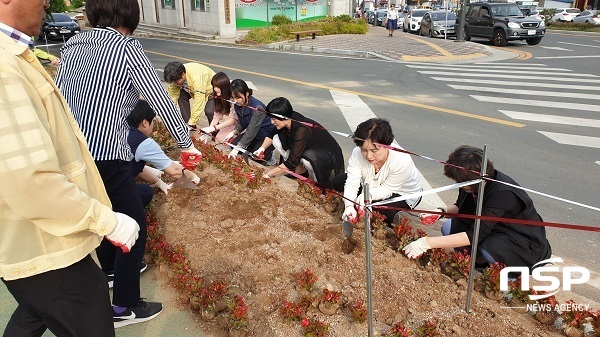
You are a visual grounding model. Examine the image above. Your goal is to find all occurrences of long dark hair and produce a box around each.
[212,72,231,115]
[230,79,252,106]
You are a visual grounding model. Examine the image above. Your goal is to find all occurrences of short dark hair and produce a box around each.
[164,62,186,83]
[86,0,139,33]
[352,118,394,147]
[127,100,156,127]
[211,72,231,114]
[266,97,294,120]
[443,145,495,182]
[230,79,252,98]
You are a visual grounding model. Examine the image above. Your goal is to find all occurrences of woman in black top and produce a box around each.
[254,97,344,189]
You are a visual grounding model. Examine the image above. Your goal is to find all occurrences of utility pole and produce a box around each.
[455,0,468,42]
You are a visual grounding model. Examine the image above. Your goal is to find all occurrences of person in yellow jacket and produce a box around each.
[0,1,139,335]
[33,45,60,65]
[164,61,216,130]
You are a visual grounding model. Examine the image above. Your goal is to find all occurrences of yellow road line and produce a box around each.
[147,50,525,128]
[493,46,533,60]
[403,35,454,56]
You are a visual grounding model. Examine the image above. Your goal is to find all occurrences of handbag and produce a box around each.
[383,17,388,26]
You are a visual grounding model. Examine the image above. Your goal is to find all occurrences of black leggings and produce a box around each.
[95,160,146,307]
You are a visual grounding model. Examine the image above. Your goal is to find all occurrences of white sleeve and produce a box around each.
[343,148,363,208]
[369,153,413,201]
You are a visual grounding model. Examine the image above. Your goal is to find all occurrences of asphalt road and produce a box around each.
[34,29,599,303]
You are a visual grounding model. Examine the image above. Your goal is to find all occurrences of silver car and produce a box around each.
[419,11,457,37]
[572,10,600,24]
[403,9,430,33]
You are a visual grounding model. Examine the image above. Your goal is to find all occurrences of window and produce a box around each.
[162,0,175,9]
[192,0,208,11]
[480,7,489,17]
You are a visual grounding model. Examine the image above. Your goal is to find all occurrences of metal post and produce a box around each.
[455,0,468,42]
[465,144,489,313]
[363,183,374,337]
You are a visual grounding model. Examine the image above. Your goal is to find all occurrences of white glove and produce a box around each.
[201,126,214,135]
[355,193,366,215]
[145,166,164,179]
[199,134,211,144]
[228,149,239,158]
[253,147,265,158]
[402,237,431,259]
[106,212,140,253]
[223,132,235,143]
[190,173,200,185]
[152,179,172,195]
[263,173,271,179]
[183,146,202,156]
[342,206,357,223]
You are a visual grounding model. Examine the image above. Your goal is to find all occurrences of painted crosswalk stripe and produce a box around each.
[409,65,597,77]
[246,81,258,91]
[471,96,600,112]
[538,46,573,51]
[329,90,445,208]
[432,77,600,92]
[538,132,600,149]
[557,41,600,49]
[475,62,548,66]
[499,110,600,128]
[406,63,572,72]
[418,71,600,84]
[449,85,600,100]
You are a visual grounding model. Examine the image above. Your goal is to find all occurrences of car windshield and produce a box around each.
[490,5,523,17]
[431,12,456,20]
[411,10,429,17]
[566,9,581,13]
[50,13,72,22]
[378,12,387,17]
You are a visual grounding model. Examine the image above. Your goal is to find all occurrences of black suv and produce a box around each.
[456,2,545,46]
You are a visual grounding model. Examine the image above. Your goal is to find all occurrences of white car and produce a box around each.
[403,9,430,33]
[552,8,581,22]
[572,10,600,24]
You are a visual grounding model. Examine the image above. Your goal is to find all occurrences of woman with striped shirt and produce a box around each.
[56,0,200,328]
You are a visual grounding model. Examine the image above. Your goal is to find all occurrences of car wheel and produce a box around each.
[492,29,507,47]
[463,26,471,41]
[526,37,542,45]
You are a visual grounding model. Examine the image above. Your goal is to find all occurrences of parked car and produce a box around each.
[39,13,80,41]
[572,10,600,24]
[552,8,581,22]
[455,2,545,46]
[375,9,388,26]
[527,10,545,20]
[419,11,457,37]
[403,8,430,33]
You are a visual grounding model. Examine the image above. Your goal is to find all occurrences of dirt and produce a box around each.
[147,162,562,337]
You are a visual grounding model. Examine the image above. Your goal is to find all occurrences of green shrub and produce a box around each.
[546,20,600,32]
[335,14,353,22]
[47,0,68,15]
[70,0,85,9]
[539,8,556,26]
[271,14,292,26]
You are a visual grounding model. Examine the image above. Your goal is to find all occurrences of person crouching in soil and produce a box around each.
[403,145,552,269]
[333,118,423,225]
[255,97,344,188]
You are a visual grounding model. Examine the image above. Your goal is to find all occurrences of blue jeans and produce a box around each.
[441,219,496,264]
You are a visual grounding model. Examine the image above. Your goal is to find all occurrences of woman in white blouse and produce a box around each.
[386,4,400,37]
[332,118,422,224]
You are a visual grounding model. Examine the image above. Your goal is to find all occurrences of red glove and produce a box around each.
[180,150,202,170]
[420,214,441,225]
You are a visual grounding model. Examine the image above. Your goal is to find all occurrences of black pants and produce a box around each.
[135,183,154,208]
[178,89,215,126]
[95,160,146,307]
[332,173,417,225]
[2,255,115,337]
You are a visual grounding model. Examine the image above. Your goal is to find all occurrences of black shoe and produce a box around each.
[107,262,147,289]
[113,299,163,328]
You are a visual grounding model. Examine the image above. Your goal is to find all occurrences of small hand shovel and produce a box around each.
[342,220,354,239]
[171,170,200,190]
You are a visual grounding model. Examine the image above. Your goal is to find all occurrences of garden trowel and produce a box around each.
[172,171,200,190]
[342,219,354,239]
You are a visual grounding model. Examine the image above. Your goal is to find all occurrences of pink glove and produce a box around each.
[106,212,140,253]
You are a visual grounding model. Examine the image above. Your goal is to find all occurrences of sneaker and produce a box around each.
[113,299,163,328]
[266,154,276,166]
[107,262,147,289]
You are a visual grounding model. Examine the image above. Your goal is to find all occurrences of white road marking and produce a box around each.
[557,41,600,49]
[536,55,600,59]
[474,62,548,66]
[499,110,600,128]
[596,161,600,166]
[246,81,258,91]
[406,63,573,74]
[538,46,573,51]
[34,43,63,47]
[538,131,600,149]
[329,90,445,208]
[419,71,600,83]
[405,62,559,70]
[449,85,600,100]
[409,65,597,77]
[432,77,600,91]
[471,95,600,112]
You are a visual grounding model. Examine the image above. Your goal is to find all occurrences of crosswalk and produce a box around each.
[405,61,600,162]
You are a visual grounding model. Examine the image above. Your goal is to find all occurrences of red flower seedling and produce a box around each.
[389,321,412,337]
[280,301,304,322]
[295,268,318,292]
[348,300,367,323]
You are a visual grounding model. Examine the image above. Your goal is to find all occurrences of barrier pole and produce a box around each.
[364,183,374,337]
[465,144,489,313]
